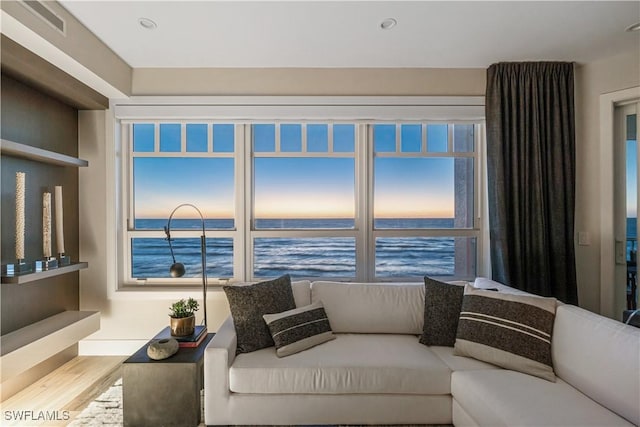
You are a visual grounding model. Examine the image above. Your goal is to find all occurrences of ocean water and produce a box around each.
[132,218,460,279]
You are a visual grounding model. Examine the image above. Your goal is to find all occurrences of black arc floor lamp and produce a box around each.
[164,203,208,327]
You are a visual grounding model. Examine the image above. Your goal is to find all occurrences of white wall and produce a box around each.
[574,49,640,315]
[132,67,486,96]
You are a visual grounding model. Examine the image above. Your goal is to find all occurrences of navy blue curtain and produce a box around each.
[486,62,578,304]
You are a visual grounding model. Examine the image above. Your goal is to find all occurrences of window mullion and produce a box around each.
[422,123,427,153]
[126,124,135,231]
[208,122,214,152]
[181,123,186,153]
[235,124,247,282]
[355,123,369,282]
[123,123,134,285]
[301,123,308,152]
[245,124,254,281]
[154,121,160,152]
[366,124,376,281]
[328,123,334,153]
[275,123,281,153]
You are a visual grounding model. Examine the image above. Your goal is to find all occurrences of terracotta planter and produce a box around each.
[170,315,195,337]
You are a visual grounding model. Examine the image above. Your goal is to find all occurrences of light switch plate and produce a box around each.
[578,231,590,246]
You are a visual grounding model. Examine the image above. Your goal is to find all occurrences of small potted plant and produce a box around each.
[169,297,199,337]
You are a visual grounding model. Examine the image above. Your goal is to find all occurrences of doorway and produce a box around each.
[615,102,639,318]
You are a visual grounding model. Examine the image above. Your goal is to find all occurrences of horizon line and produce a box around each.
[136,216,456,220]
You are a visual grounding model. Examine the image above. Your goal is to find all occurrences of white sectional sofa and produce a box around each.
[204,280,640,426]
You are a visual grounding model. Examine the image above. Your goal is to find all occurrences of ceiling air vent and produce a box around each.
[21,0,66,35]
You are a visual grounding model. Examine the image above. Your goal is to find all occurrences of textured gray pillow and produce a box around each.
[223,275,296,354]
[419,276,466,347]
[263,301,335,357]
[454,285,557,382]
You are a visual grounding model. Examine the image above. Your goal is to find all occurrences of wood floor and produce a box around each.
[1,356,125,426]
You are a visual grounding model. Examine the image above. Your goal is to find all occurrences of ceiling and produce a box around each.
[59,1,640,68]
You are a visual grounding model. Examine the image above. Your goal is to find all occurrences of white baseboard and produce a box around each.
[79,339,148,356]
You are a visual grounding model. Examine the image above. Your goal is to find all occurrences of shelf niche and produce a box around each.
[0,138,88,167]
[2,262,88,284]
[0,310,100,383]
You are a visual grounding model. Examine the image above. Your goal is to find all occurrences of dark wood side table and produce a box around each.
[123,333,214,427]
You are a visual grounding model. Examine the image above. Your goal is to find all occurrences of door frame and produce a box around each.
[600,86,640,318]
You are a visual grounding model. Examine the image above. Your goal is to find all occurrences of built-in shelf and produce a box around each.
[0,310,100,382]
[1,262,88,284]
[0,138,88,167]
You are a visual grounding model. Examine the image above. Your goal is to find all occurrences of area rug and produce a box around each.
[69,377,449,427]
[68,378,125,427]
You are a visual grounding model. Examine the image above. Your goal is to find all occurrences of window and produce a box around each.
[118,98,484,286]
[251,123,357,279]
[125,122,238,282]
[373,123,477,278]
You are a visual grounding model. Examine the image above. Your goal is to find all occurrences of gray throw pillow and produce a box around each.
[223,274,296,354]
[263,301,335,357]
[419,276,466,347]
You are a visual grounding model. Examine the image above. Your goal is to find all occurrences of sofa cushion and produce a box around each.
[229,333,451,395]
[223,275,296,354]
[311,281,424,334]
[552,304,640,425]
[291,280,311,307]
[419,277,465,346]
[452,369,635,427]
[429,346,499,372]
[263,301,335,357]
[454,285,557,381]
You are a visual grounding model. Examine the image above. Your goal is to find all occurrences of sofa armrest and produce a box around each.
[207,315,237,366]
[204,315,236,424]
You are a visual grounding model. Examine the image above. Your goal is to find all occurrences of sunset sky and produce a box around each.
[134,157,456,219]
[133,123,457,220]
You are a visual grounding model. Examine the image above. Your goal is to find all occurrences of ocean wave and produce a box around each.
[132,220,464,279]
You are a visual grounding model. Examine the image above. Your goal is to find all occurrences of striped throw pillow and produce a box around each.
[454,284,557,382]
[263,301,335,357]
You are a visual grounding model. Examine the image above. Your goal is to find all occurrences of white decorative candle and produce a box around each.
[43,192,52,258]
[15,172,25,260]
[55,186,65,254]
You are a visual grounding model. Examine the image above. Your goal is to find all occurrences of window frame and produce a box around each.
[121,120,245,285]
[248,122,362,281]
[114,96,485,288]
[369,121,482,281]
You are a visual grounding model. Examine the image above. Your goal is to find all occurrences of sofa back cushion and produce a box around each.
[311,281,424,334]
[552,305,640,425]
[291,280,312,307]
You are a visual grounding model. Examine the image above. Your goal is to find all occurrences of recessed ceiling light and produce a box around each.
[380,18,397,30]
[138,17,157,30]
[625,22,640,32]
